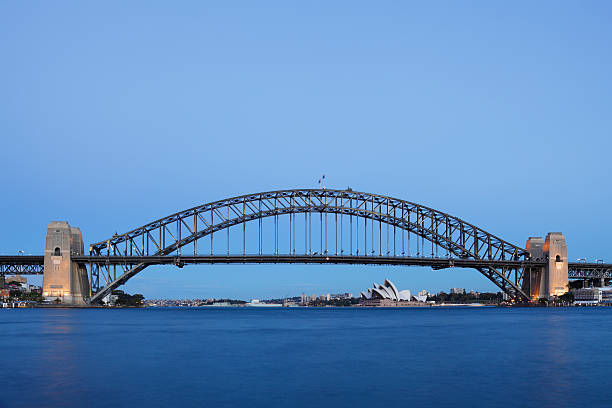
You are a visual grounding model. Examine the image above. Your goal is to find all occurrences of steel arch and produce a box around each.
[88,189,531,303]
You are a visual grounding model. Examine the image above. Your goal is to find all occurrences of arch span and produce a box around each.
[88,189,530,303]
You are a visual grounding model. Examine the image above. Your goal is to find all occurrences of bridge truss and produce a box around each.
[0,256,44,275]
[568,263,612,281]
[87,189,534,303]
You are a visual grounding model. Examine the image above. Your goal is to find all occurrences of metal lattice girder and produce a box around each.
[87,189,533,303]
[0,264,44,274]
[568,263,612,279]
[0,255,44,275]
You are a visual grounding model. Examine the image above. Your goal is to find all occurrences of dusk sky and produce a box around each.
[1,1,611,299]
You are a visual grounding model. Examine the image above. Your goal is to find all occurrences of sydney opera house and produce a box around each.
[361,279,412,301]
[359,279,433,307]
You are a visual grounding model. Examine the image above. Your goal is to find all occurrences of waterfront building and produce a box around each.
[602,288,612,304]
[20,283,41,293]
[450,288,466,295]
[574,288,601,305]
[573,287,612,305]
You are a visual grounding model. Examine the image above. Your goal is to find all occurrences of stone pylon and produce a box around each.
[524,232,569,300]
[42,221,90,305]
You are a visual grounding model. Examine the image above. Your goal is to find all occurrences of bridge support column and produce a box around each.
[524,233,568,301]
[525,237,546,301]
[545,232,569,297]
[42,221,90,305]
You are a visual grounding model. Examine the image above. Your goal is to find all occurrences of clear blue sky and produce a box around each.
[1,1,611,299]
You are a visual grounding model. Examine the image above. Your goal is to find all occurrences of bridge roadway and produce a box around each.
[1,255,611,279]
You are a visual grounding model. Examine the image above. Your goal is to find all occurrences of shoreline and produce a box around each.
[2,303,604,309]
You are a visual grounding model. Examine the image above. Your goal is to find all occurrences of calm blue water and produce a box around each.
[1,307,611,407]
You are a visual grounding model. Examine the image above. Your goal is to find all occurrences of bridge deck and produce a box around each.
[75,255,542,269]
[2,255,610,278]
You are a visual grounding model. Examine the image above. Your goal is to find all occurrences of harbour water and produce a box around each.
[1,307,611,407]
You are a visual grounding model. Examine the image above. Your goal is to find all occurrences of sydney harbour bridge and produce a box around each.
[1,188,611,304]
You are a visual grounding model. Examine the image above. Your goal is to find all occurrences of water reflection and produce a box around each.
[38,311,87,406]
[522,311,574,407]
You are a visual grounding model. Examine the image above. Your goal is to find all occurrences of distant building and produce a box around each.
[330,292,353,300]
[450,288,465,295]
[22,284,40,293]
[5,275,26,284]
[3,282,34,293]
